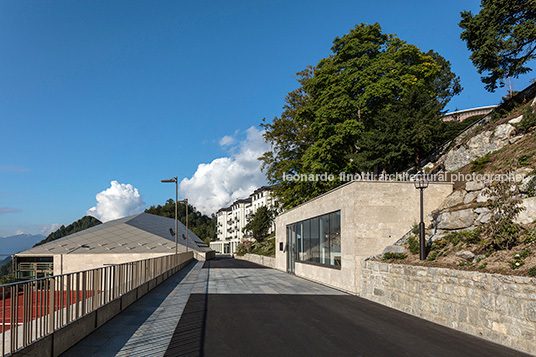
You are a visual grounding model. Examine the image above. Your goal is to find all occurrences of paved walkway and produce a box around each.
[62,256,527,357]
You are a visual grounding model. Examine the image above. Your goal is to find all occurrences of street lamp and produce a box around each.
[161,177,178,254]
[414,171,429,260]
[178,198,189,253]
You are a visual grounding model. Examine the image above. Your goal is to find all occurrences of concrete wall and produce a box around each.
[360,260,536,356]
[54,253,172,275]
[235,253,275,268]
[12,252,194,357]
[275,181,453,294]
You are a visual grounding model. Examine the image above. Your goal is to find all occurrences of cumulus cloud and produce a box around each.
[180,126,269,215]
[40,223,60,236]
[87,181,146,223]
[16,230,25,235]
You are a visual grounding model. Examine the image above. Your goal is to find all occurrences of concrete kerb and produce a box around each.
[12,257,195,357]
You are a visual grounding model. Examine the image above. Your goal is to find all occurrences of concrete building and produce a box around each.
[13,213,215,278]
[211,186,277,255]
[442,105,497,122]
[275,180,453,294]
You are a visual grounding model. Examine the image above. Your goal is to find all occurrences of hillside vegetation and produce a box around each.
[382,99,536,277]
[145,199,216,245]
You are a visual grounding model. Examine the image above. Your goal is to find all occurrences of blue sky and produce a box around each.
[1,0,534,236]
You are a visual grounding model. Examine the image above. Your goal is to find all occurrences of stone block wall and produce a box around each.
[235,253,276,268]
[360,260,536,355]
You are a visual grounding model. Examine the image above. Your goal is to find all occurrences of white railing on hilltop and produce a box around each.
[0,253,191,356]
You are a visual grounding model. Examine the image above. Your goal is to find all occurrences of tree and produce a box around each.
[242,206,274,242]
[360,86,445,171]
[145,199,216,241]
[34,216,101,247]
[459,0,536,92]
[261,23,461,208]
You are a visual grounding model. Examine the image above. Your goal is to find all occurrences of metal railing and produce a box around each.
[0,253,191,356]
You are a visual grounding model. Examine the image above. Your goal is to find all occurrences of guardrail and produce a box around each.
[0,253,192,356]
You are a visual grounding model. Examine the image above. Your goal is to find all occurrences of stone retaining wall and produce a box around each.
[235,253,275,268]
[360,260,536,355]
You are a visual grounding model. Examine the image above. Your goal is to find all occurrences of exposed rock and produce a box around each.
[476,190,491,203]
[474,207,490,214]
[456,250,475,261]
[466,181,485,192]
[515,197,536,225]
[436,209,475,230]
[520,175,535,193]
[464,191,478,204]
[383,245,406,255]
[509,115,523,124]
[444,124,517,172]
[509,135,524,144]
[472,254,486,264]
[437,190,465,211]
[476,212,492,224]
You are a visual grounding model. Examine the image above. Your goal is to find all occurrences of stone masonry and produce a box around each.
[360,260,536,355]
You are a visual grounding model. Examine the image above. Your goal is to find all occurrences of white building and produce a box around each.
[211,186,277,255]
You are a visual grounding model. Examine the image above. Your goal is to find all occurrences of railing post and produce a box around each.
[48,278,55,334]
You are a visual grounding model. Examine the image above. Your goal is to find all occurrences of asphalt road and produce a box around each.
[164,257,527,357]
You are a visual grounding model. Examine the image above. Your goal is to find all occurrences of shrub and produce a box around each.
[483,180,524,250]
[529,266,536,277]
[514,106,536,133]
[478,262,487,269]
[470,153,491,172]
[383,252,407,260]
[407,235,420,255]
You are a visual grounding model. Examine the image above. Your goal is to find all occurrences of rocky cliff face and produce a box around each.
[428,97,536,173]
[429,167,536,240]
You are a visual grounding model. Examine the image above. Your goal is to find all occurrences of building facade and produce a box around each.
[275,180,453,294]
[211,186,276,255]
[442,105,497,122]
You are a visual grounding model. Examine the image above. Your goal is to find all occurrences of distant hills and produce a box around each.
[33,216,101,247]
[0,216,101,279]
[0,233,45,256]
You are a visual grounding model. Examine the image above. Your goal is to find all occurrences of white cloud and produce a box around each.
[40,223,60,236]
[16,230,25,235]
[219,135,235,146]
[87,181,146,223]
[180,126,269,215]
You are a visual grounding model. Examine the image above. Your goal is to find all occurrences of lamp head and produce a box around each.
[414,171,429,189]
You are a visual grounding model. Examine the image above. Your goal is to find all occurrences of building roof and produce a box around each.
[15,213,212,256]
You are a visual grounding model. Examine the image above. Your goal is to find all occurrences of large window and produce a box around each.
[288,211,341,268]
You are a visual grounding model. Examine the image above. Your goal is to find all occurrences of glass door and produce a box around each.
[287,225,296,273]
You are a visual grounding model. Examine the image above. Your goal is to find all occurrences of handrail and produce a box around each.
[0,252,191,356]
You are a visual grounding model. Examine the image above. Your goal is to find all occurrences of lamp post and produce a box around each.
[161,177,178,254]
[178,198,189,253]
[414,171,429,260]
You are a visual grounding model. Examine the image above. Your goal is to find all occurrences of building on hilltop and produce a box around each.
[13,212,215,279]
[442,105,497,122]
[211,186,277,255]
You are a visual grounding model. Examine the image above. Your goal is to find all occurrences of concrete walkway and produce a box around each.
[62,257,527,357]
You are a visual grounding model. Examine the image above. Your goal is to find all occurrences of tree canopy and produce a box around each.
[261,23,461,208]
[242,206,274,242]
[34,216,101,247]
[145,199,216,244]
[459,0,536,92]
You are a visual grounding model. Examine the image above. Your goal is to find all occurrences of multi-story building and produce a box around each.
[211,186,277,255]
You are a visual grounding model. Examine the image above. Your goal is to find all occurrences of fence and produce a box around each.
[0,252,192,356]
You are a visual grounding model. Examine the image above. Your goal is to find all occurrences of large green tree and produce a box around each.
[242,206,274,242]
[261,23,461,208]
[460,0,536,92]
[145,199,216,243]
